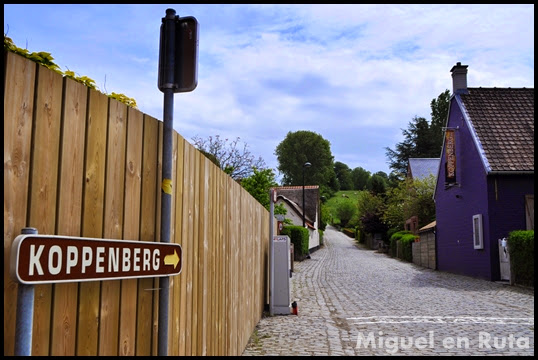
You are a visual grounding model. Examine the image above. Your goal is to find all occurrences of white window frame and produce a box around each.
[473,214,483,250]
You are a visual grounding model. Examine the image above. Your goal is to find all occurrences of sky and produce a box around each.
[4,4,534,181]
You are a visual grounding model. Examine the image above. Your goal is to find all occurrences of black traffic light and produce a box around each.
[158,11,198,93]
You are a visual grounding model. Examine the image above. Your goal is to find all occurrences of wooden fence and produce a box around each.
[4,50,272,356]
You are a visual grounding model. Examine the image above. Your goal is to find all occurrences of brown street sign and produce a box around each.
[10,234,182,284]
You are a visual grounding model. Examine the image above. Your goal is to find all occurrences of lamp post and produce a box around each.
[302,162,311,227]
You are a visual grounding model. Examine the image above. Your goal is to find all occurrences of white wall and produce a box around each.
[276,200,320,250]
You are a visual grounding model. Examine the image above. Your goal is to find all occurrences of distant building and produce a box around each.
[272,185,321,251]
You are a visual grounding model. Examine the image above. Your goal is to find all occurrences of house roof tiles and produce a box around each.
[460,87,534,172]
[273,186,319,225]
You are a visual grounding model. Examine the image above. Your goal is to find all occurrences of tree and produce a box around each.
[336,199,357,228]
[274,130,336,195]
[351,167,371,190]
[334,161,353,190]
[385,90,451,175]
[385,116,432,174]
[356,191,387,237]
[239,168,278,210]
[192,135,266,181]
[366,174,387,196]
[430,89,451,155]
[383,174,436,231]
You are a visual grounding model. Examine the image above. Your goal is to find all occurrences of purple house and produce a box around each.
[434,62,534,281]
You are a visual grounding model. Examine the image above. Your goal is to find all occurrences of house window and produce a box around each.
[473,214,483,249]
[525,195,534,230]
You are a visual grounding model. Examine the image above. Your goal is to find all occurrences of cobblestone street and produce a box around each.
[242,226,534,356]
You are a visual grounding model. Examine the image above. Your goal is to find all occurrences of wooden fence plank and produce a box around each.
[3,52,36,356]
[191,148,201,355]
[239,191,247,351]
[98,98,127,356]
[152,121,163,356]
[231,179,240,355]
[224,174,232,355]
[219,171,227,356]
[169,131,179,355]
[172,133,185,356]
[209,163,217,356]
[50,77,88,356]
[28,64,63,356]
[118,107,143,356]
[136,115,159,356]
[181,141,195,356]
[198,157,209,355]
[77,89,109,356]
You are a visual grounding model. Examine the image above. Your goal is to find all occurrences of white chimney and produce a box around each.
[450,62,468,94]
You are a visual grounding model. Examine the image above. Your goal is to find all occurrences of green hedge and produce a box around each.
[398,234,417,262]
[389,231,413,258]
[281,226,309,261]
[342,228,355,238]
[319,229,324,246]
[508,230,534,287]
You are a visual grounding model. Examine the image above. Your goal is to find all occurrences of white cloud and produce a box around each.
[4,4,534,178]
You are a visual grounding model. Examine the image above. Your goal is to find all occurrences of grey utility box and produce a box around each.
[272,235,291,315]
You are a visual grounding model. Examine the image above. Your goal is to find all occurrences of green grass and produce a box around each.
[322,190,364,226]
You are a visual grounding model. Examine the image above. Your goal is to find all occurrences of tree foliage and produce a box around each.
[192,135,266,181]
[351,167,371,190]
[366,174,387,196]
[383,174,436,231]
[385,90,450,175]
[239,168,278,210]
[274,130,336,196]
[336,199,357,228]
[356,191,387,236]
[334,161,353,190]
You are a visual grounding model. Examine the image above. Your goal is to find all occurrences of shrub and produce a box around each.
[319,229,324,246]
[342,228,355,238]
[336,200,357,228]
[281,226,309,261]
[398,234,417,262]
[508,230,534,287]
[389,231,413,258]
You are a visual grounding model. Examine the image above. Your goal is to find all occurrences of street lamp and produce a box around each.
[302,162,311,227]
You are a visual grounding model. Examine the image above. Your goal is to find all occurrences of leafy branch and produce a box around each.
[4,33,137,108]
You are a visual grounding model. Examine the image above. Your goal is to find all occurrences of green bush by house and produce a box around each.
[398,234,417,262]
[281,225,309,261]
[342,228,355,238]
[508,230,534,287]
[389,231,413,258]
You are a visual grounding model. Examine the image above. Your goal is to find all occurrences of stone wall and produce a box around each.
[412,228,436,270]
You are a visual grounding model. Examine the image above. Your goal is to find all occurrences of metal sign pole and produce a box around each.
[157,7,197,355]
[158,8,177,356]
[14,227,38,356]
